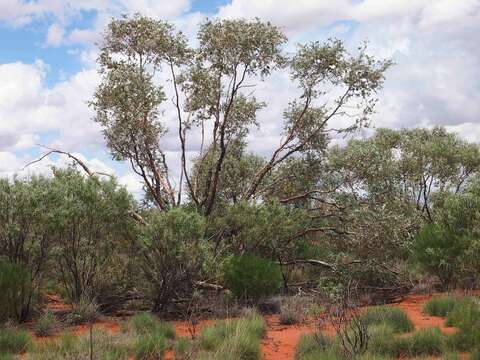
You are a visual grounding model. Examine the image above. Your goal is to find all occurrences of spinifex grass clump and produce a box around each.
[35,311,57,337]
[0,328,31,355]
[128,312,175,359]
[423,296,459,317]
[198,309,266,359]
[359,306,413,333]
[445,297,480,351]
[30,330,132,360]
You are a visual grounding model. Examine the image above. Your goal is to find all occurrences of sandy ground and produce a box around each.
[30,292,471,360]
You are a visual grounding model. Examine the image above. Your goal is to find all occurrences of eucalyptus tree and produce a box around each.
[91,14,392,215]
[329,127,480,222]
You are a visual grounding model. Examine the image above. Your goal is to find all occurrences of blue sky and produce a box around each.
[0,0,479,194]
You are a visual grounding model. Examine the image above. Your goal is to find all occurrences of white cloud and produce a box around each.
[45,23,65,47]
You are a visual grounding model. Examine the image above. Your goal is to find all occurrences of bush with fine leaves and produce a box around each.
[223,254,283,301]
[139,207,210,312]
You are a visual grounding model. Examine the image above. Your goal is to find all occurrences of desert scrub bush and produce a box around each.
[66,296,99,325]
[359,306,413,333]
[0,259,33,323]
[280,296,307,325]
[423,296,459,317]
[223,254,282,301]
[198,310,265,359]
[30,330,132,360]
[34,311,57,337]
[0,328,31,355]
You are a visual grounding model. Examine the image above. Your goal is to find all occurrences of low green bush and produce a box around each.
[423,296,459,317]
[0,328,31,355]
[0,259,32,323]
[35,311,57,337]
[359,306,413,333]
[223,254,283,301]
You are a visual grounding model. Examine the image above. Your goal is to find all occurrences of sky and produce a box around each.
[1,0,479,195]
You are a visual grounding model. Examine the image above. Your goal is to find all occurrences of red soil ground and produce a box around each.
[31,292,471,359]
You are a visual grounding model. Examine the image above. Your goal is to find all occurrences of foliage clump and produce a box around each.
[223,254,283,301]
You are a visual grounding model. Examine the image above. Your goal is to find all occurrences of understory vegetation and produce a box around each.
[297,296,480,359]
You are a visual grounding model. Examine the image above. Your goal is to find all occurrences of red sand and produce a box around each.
[31,293,469,359]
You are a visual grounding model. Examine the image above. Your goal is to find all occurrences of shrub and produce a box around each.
[223,254,282,301]
[0,177,53,322]
[412,223,468,286]
[423,296,459,317]
[359,306,413,333]
[0,328,31,354]
[0,259,32,323]
[35,311,57,337]
[139,208,209,312]
[66,296,99,325]
[47,169,136,304]
[279,297,307,325]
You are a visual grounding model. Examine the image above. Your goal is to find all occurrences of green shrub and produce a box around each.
[35,311,57,337]
[359,306,413,333]
[223,254,282,301]
[0,259,32,323]
[423,296,459,317]
[412,223,468,286]
[0,328,31,354]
